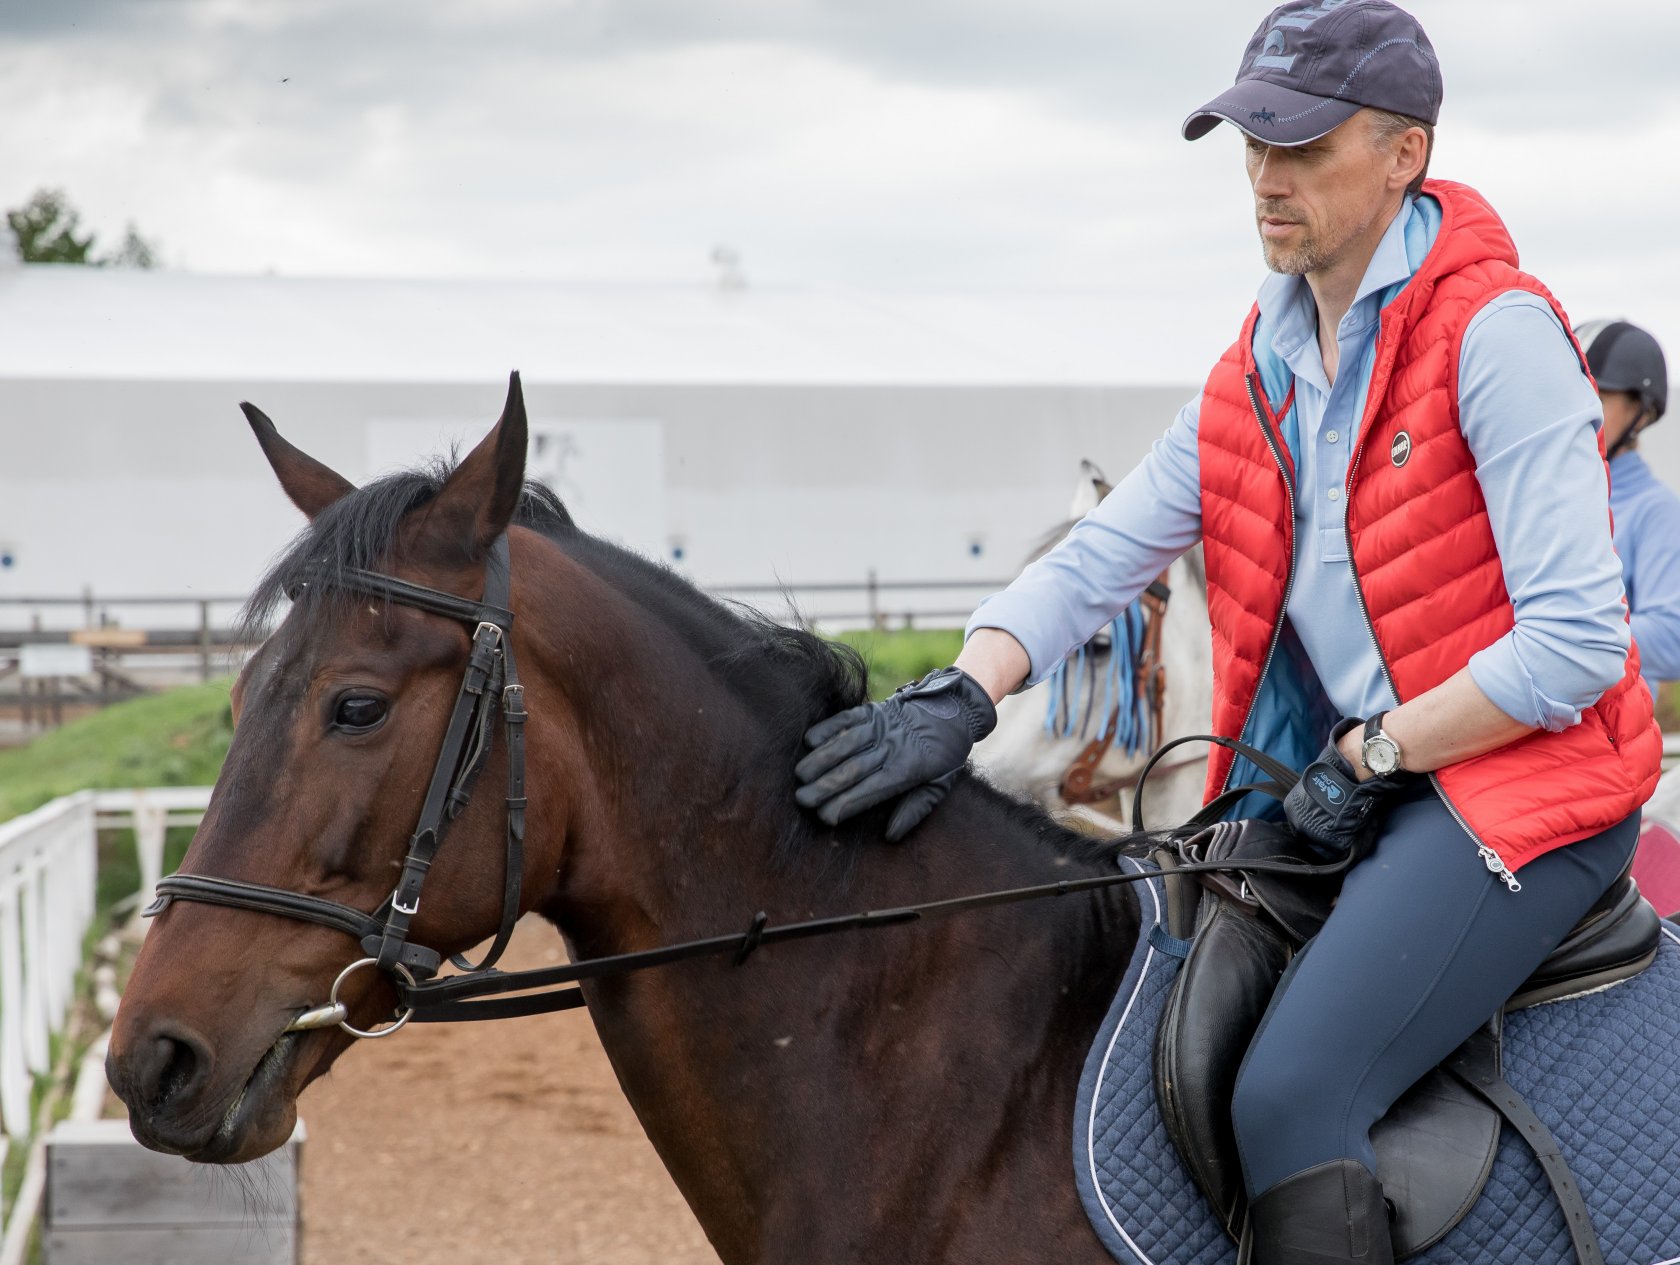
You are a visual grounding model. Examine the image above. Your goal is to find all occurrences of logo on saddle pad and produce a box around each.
[1391,431,1413,467]
[1309,769,1347,804]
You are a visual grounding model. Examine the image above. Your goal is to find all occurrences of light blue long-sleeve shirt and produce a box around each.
[969,195,1630,733]
[1610,450,1680,692]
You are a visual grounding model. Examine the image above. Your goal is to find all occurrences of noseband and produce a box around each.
[145,535,528,1039]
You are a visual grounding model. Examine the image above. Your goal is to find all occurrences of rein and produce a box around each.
[146,544,1329,1038]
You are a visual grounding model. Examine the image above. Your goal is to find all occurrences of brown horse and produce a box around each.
[107,376,1141,1264]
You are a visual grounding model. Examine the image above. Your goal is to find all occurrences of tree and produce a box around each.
[8,188,95,263]
[103,224,159,269]
[5,187,159,268]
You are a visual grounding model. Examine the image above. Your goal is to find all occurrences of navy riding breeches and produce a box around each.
[1230,782,1641,1198]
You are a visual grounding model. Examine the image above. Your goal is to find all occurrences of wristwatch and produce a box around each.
[1360,712,1404,777]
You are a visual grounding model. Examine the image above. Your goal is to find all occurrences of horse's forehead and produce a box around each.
[243,598,444,703]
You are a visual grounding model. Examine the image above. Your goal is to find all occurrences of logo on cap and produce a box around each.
[1254,0,1356,72]
[1250,109,1278,126]
[1391,432,1412,467]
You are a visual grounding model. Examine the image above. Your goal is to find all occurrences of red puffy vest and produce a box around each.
[1197,179,1661,873]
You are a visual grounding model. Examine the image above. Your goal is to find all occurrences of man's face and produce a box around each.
[1245,111,1407,277]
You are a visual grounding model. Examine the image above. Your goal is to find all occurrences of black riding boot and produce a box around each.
[1244,1160,1395,1265]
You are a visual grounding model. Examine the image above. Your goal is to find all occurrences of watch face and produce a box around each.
[1363,735,1400,776]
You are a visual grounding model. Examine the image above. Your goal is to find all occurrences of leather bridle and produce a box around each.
[143,538,1337,1041]
[144,535,529,1038]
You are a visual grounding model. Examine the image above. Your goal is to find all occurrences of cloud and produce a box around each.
[3,0,1679,383]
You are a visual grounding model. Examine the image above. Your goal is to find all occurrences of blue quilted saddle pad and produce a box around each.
[1075,860,1680,1265]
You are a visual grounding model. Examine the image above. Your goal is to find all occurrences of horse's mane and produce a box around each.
[241,460,1123,871]
[242,462,867,725]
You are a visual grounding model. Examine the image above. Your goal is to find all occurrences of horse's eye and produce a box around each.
[334,695,388,732]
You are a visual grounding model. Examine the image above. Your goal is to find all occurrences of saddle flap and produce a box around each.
[1153,896,1291,1235]
[1371,1064,1501,1258]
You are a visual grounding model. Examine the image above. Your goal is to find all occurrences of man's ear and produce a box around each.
[1391,125,1428,193]
[242,402,356,519]
[418,371,529,557]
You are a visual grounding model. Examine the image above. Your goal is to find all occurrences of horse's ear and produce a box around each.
[426,371,529,554]
[242,402,355,519]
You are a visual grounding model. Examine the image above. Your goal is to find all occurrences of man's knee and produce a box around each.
[1231,1043,1339,1150]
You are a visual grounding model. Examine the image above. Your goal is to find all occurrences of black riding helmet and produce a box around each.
[1575,318,1668,423]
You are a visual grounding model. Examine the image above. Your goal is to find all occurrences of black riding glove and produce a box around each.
[1282,718,1412,859]
[794,666,998,842]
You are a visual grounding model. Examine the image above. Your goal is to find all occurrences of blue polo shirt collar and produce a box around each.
[1256,196,1421,390]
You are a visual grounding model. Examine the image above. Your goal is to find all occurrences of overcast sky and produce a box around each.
[4,0,1678,382]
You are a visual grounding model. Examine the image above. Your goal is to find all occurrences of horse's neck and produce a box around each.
[553,775,1136,1262]
[509,563,1136,1259]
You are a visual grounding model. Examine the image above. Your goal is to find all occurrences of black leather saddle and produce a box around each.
[1152,818,1661,1263]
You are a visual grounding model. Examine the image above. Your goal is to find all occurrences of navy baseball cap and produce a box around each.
[1183,0,1443,146]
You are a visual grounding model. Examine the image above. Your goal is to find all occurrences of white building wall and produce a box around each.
[0,377,1193,629]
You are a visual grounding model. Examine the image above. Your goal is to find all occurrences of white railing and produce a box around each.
[0,787,211,1265]
[0,794,95,1139]
[90,787,215,922]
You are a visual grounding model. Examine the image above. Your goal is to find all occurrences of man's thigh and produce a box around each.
[1241,789,1637,1162]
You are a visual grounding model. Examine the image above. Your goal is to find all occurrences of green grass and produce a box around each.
[830,628,965,699]
[0,681,235,824]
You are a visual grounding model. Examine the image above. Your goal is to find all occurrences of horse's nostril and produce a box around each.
[139,1029,209,1113]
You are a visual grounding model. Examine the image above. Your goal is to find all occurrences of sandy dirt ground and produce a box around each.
[297,917,721,1265]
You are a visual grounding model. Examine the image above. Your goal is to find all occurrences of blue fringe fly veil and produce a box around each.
[1044,600,1156,757]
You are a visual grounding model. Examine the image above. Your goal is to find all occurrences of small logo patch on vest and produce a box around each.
[1391,432,1412,467]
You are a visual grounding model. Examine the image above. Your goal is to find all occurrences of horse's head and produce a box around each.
[107,375,546,1163]
[1069,459,1113,519]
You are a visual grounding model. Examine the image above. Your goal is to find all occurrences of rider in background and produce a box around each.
[794,3,1660,1262]
[1577,319,1680,698]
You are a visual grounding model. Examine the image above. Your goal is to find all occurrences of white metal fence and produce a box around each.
[0,787,211,1264]
[0,794,96,1140]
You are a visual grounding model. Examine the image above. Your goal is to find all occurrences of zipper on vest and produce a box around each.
[1341,399,1522,894]
[1221,373,1299,797]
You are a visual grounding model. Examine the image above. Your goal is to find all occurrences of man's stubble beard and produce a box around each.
[1261,233,1331,277]
[1257,202,1378,277]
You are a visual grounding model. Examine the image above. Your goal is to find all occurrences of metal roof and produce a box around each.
[0,265,1172,387]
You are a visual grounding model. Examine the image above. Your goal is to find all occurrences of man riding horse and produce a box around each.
[795,3,1662,1262]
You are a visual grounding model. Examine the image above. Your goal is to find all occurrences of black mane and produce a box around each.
[242,459,1121,869]
[242,462,868,740]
